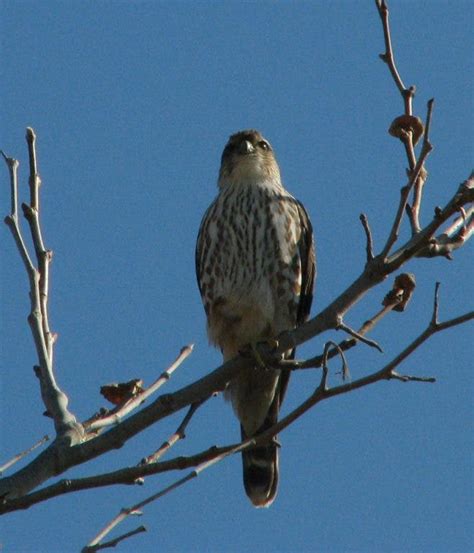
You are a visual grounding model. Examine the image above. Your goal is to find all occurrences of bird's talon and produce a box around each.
[250,343,267,369]
[268,338,279,351]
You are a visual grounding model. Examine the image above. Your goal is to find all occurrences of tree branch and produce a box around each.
[83,441,251,551]
[0,435,50,476]
[84,344,194,435]
[360,213,375,263]
[380,99,434,258]
[140,399,206,465]
[83,525,147,552]
[2,289,472,515]
[0,1,472,532]
[2,134,81,442]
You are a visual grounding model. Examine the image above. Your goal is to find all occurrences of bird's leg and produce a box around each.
[239,338,280,370]
[250,341,267,369]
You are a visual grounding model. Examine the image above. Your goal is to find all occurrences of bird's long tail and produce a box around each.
[241,417,279,508]
[239,360,291,508]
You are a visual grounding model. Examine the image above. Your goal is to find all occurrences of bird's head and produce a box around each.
[218,129,281,188]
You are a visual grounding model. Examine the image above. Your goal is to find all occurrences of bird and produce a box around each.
[195,129,315,507]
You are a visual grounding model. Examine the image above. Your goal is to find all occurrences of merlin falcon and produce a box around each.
[196,130,315,507]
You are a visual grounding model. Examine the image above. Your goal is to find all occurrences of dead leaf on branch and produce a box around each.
[382,273,416,312]
[389,114,424,145]
[100,379,144,406]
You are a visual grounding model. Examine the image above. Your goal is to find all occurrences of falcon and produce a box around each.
[196,130,315,507]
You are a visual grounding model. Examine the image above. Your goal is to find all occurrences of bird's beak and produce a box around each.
[239,140,255,155]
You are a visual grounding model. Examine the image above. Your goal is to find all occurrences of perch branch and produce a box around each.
[3,290,472,515]
[1,169,470,505]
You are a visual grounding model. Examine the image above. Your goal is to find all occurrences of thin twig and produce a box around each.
[26,128,41,211]
[284,288,404,371]
[2,140,79,435]
[323,340,350,381]
[85,345,194,434]
[375,0,409,103]
[336,320,383,352]
[416,194,474,259]
[140,399,205,465]
[0,435,50,476]
[360,213,374,263]
[23,127,55,363]
[387,173,473,268]
[407,98,434,234]
[407,98,435,234]
[390,372,436,383]
[431,282,441,326]
[1,152,36,274]
[443,205,473,238]
[83,441,251,551]
[82,526,147,552]
[380,99,434,258]
[376,0,419,173]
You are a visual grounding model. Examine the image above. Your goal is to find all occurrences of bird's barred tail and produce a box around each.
[241,424,279,508]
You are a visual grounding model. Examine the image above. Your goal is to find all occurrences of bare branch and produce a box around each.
[84,441,251,551]
[288,273,415,371]
[140,399,205,465]
[1,0,471,520]
[407,99,435,234]
[388,172,474,268]
[1,163,470,506]
[336,320,383,353]
[375,0,420,173]
[2,140,79,438]
[4,293,471,515]
[85,345,194,434]
[1,151,36,275]
[82,526,147,553]
[431,282,441,326]
[360,213,374,263]
[415,179,474,258]
[323,340,349,381]
[0,435,49,476]
[375,0,412,111]
[390,372,436,383]
[381,99,434,258]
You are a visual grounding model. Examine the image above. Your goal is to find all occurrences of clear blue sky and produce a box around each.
[1,1,472,552]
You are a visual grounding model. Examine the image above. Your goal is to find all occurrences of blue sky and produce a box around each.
[1,1,472,552]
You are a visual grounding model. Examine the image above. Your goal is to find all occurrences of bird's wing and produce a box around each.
[274,198,315,412]
[295,199,316,326]
[195,200,217,308]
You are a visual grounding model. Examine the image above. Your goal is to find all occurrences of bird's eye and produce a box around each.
[258,141,270,151]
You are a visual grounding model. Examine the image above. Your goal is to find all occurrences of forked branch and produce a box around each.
[2,132,80,439]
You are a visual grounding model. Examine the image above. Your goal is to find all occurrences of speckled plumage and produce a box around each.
[196,130,315,507]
